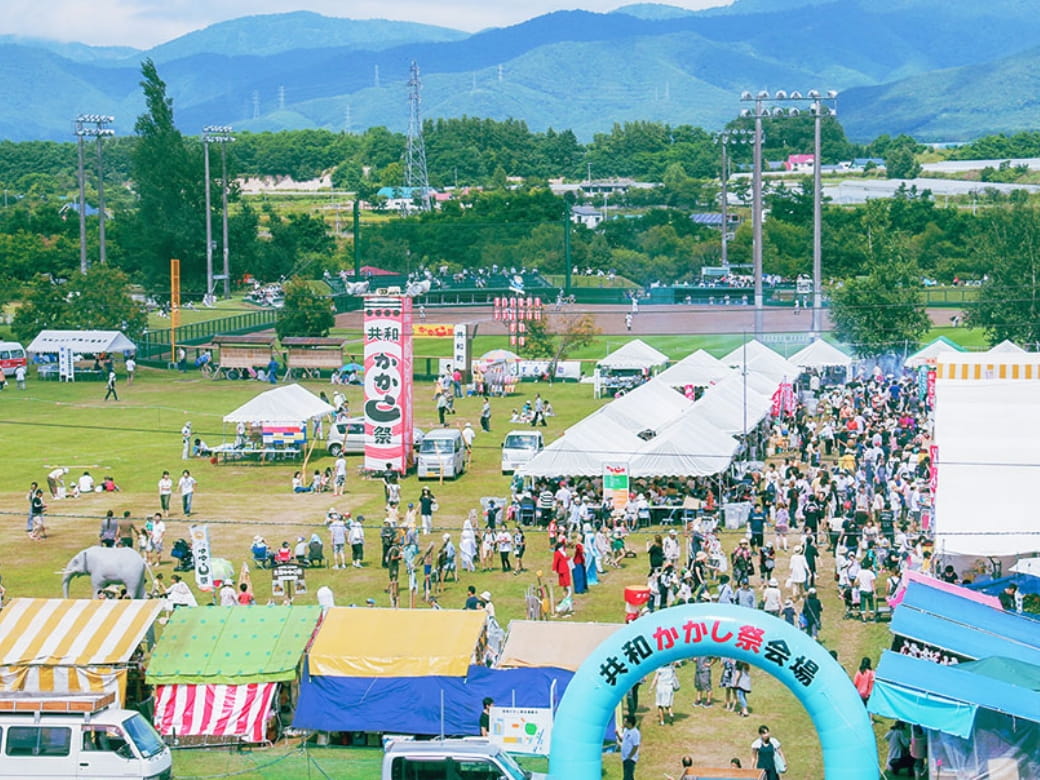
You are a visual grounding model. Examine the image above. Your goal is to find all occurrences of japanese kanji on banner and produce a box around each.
[602,463,629,511]
[363,294,413,473]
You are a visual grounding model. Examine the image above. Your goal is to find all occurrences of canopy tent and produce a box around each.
[0,598,162,701]
[307,608,487,678]
[967,573,1040,599]
[890,581,1040,667]
[147,605,320,743]
[905,335,966,368]
[519,416,645,478]
[223,383,335,426]
[655,349,734,388]
[26,329,137,355]
[789,339,853,371]
[986,339,1027,354]
[1011,558,1040,577]
[933,353,1040,557]
[627,408,740,477]
[870,651,1040,739]
[720,339,801,382]
[688,376,773,436]
[592,379,691,434]
[887,569,1002,611]
[595,339,669,370]
[496,621,623,673]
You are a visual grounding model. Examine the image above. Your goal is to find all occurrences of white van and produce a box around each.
[417,429,466,480]
[382,737,545,780]
[0,691,172,780]
[327,416,366,456]
[0,340,27,377]
[501,430,545,474]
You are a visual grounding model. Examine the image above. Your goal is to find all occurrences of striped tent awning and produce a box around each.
[154,682,278,743]
[0,599,163,699]
[936,355,1040,381]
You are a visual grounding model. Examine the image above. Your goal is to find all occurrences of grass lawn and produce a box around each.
[1,363,894,778]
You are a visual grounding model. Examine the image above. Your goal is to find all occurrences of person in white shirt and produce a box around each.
[78,471,95,494]
[125,357,136,385]
[219,582,237,606]
[14,364,26,389]
[165,574,197,608]
[855,563,878,621]
[157,471,173,515]
[178,470,196,516]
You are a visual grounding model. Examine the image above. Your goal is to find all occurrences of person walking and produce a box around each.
[734,661,752,717]
[651,662,678,725]
[327,511,348,569]
[181,422,192,460]
[620,715,640,780]
[333,454,347,496]
[104,370,118,401]
[854,657,876,705]
[480,398,492,432]
[751,725,786,780]
[125,356,136,385]
[158,471,173,515]
[349,516,365,568]
[26,481,39,532]
[178,470,196,516]
[14,364,26,390]
[99,511,118,547]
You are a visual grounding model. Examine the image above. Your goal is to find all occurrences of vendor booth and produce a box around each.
[594,339,669,398]
[655,349,734,392]
[626,409,740,478]
[26,329,137,381]
[720,340,801,383]
[519,416,645,478]
[496,621,623,673]
[208,334,277,380]
[592,379,691,436]
[282,337,347,379]
[905,335,966,368]
[789,339,853,383]
[217,383,335,462]
[0,598,162,702]
[147,605,321,744]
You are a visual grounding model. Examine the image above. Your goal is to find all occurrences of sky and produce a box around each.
[1,0,732,48]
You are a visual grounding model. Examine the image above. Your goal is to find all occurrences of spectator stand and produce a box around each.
[208,334,277,380]
[282,337,347,380]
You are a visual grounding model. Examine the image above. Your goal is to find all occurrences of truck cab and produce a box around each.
[0,691,172,780]
[500,430,544,474]
[382,737,545,780]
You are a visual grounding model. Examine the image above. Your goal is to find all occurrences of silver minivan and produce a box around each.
[501,430,545,474]
[382,737,545,780]
[417,429,466,480]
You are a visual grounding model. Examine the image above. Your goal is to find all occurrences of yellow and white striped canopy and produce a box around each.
[0,599,162,698]
[935,353,1040,381]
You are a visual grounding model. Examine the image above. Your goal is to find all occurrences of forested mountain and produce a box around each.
[3,2,1040,142]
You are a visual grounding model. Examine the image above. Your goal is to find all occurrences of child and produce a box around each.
[782,599,798,626]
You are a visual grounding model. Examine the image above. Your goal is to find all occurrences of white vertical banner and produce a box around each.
[189,525,213,591]
[453,324,468,380]
[59,346,74,381]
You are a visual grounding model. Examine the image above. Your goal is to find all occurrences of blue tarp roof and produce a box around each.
[965,573,1040,598]
[891,581,1040,665]
[870,651,1040,738]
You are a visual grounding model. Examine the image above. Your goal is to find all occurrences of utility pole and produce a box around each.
[717,129,753,269]
[810,90,838,337]
[405,60,431,212]
[203,125,234,299]
[74,114,114,272]
[353,198,361,279]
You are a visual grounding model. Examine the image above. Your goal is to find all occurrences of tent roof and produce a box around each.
[627,409,739,477]
[958,656,1040,692]
[891,582,1040,666]
[905,335,966,367]
[223,383,336,425]
[655,349,735,388]
[26,330,136,355]
[519,416,645,478]
[308,608,487,678]
[720,339,801,380]
[689,376,773,435]
[594,380,691,433]
[987,339,1027,354]
[596,339,669,370]
[870,651,1040,738]
[790,339,853,369]
[0,598,161,668]
[497,621,623,672]
[146,606,321,685]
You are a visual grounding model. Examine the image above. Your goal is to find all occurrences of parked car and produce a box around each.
[417,429,466,480]
[501,430,545,474]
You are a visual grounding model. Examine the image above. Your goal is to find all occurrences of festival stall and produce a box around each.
[282,336,347,379]
[519,415,646,478]
[789,339,853,382]
[592,379,691,435]
[496,621,623,673]
[593,339,669,398]
[720,339,801,383]
[218,383,335,460]
[147,605,321,743]
[26,329,138,380]
[688,375,774,436]
[626,409,740,478]
[208,334,277,379]
[654,349,734,394]
[985,339,1027,355]
[0,599,162,702]
[904,335,966,368]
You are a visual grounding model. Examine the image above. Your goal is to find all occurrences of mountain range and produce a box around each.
[3,0,1040,144]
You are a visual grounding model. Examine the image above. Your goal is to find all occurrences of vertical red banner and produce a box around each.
[363,294,413,474]
[928,444,938,498]
[926,369,936,409]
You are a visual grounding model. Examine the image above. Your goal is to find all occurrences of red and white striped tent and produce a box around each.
[147,605,321,743]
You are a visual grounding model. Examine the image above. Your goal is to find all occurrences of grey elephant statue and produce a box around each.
[62,546,148,599]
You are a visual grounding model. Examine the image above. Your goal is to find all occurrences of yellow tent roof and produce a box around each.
[0,599,162,668]
[497,620,623,672]
[308,608,487,678]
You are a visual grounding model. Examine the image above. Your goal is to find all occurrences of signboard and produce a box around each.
[926,369,936,409]
[189,525,213,592]
[518,360,582,381]
[453,324,469,381]
[58,346,74,382]
[489,706,553,756]
[271,563,307,597]
[412,323,455,338]
[363,294,414,473]
[602,463,629,511]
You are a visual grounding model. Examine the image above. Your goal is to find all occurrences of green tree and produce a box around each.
[885,142,922,179]
[829,259,930,357]
[276,277,334,339]
[967,206,1040,346]
[520,312,600,380]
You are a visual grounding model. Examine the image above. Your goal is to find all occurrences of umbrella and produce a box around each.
[341,362,364,373]
[479,349,520,366]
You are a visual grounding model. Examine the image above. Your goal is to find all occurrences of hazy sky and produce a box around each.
[1,0,732,48]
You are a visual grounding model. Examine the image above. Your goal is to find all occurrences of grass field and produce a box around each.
[0,347,914,778]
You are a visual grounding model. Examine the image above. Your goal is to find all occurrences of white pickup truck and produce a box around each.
[382,737,547,780]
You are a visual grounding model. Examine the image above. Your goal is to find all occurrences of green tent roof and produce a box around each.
[146,606,321,685]
[957,656,1040,692]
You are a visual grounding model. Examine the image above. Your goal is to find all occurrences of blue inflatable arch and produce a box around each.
[548,603,878,779]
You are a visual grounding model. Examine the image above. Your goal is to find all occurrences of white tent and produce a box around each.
[519,416,644,478]
[933,353,1040,557]
[593,380,691,433]
[905,336,966,368]
[655,349,735,388]
[986,340,1027,355]
[720,339,801,382]
[223,384,335,426]
[790,339,853,371]
[627,409,740,477]
[596,339,669,370]
[26,329,137,355]
[690,376,774,436]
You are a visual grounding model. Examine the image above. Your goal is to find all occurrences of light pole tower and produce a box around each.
[74,114,114,273]
[202,126,234,299]
[405,60,432,212]
[717,128,753,269]
[809,91,838,337]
